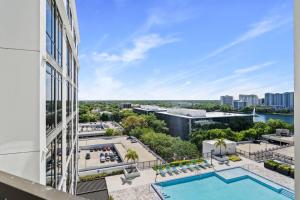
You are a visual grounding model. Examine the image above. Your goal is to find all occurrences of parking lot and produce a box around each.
[79,144,122,169]
[78,136,157,170]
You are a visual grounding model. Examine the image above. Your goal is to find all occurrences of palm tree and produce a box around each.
[125,149,139,172]
[214,138,227,156]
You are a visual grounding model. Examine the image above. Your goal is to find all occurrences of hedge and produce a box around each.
[153,159,204,170]
[79,170,123,182]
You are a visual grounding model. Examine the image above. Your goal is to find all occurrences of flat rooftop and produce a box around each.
[78,136,157,170]
[134,105,167,112]
[262,134,294,144]
[204,139,236,145]
[158,111,252,119]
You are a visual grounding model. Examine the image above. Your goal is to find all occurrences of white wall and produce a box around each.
[202,140,236,155]
[0,0,42,183]
[294,0,299,198]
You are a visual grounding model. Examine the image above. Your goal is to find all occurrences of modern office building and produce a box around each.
[239,94,259,106]
[220,95,234,107]
[134,107,253,140]
[265,92,294,110]
[0,0,79,195]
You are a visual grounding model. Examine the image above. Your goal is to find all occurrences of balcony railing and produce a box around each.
[0,170,84,200]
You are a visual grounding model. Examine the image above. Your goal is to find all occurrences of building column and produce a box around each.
[294,0,299,198]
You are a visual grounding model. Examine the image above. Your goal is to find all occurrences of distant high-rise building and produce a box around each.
[220,95,233,107]
[239,94,259,106]
[0,0,80,194]
[233,100,247,110]
[264,92,294,110]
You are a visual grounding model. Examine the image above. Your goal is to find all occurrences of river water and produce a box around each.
[253,114,294,124]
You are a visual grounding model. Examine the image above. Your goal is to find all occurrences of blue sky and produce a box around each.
[77,0,293,100]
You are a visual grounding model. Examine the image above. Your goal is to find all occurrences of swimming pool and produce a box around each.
[152,167,294,200]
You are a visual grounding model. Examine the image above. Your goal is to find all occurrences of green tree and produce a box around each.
[214,138,227,156]
[105,128,114,136]
[171,139,199,160]
[142,114,169,133]
[122,115,147,133]
[100,113,110,121]
[125,149,139,163]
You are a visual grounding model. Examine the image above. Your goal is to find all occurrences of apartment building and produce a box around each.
[0,0,79,195]
[265,92,294,110]
[220,95,234,107]
[239,94,259,106]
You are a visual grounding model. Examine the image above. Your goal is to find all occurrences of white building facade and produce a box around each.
[0,0,79,195]
[239,94,259,107]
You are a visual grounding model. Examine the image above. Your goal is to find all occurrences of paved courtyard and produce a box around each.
[236,142,278,153]
[273,146,294,158]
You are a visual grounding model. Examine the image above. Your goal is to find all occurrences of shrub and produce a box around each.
[153,159,204,170]
[228,155,241,162]
[79,170,123,182]
[264,160,280,170]
[277,164,292,176]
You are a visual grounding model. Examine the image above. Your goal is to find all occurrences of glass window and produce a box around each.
[73,116,77,141]
[73,88,76,112]
[46,63,63,133]
[66,82,72,117]
[66,121,72,156]
[46,64,55,132]
[66,41,73,78]
[56,16,63,67]
[66,160,72,192]
[46,140,56,188]
[56,133,62,187]
[46,0,63,67]
[56,73,62,124]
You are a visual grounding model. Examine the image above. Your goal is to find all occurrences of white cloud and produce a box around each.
[92,34,179,63]
[234,62,275,74]
[200,15,291,62]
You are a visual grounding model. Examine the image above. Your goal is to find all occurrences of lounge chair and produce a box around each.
[166,165,173,175]
[204,160,212,168]
[179,164,187,172]
[172,166,179,174]
[199,162,207,169]
[159,168,166,177]
[186,163,194,171]
[194,163,201,170]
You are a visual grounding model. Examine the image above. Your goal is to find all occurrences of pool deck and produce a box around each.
[107,156,294,200]
[105,157,294,200]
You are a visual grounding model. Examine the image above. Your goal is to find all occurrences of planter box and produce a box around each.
[124,166,140,179]
[276,167,290,176]
[264,162,276,170]
[290,170,294,179]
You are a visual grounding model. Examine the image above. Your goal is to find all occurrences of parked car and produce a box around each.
[131,139,137,143]
[100,156,105,163]
[105,156,110,161]
[89,149,93,152]
[127,136,133,140]
[85,153,90,160]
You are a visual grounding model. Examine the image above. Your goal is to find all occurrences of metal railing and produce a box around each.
[236,144,294,164]
[136,160,163,170]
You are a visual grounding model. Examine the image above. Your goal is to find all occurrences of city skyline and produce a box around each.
[77,0,293,100]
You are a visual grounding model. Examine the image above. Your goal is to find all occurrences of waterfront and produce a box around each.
[254,114,294,124]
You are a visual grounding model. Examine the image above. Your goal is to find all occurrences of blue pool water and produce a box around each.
[154,168,294,200]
